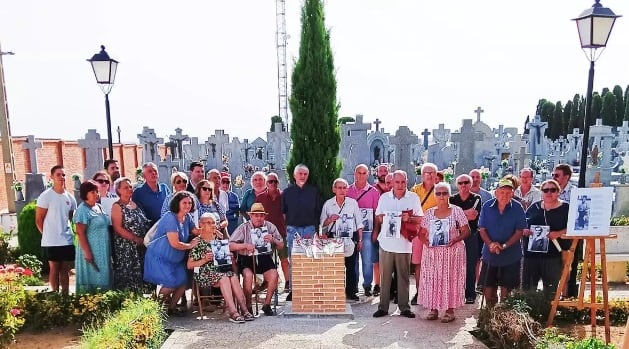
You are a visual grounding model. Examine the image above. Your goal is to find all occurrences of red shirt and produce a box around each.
[255,189,286,237]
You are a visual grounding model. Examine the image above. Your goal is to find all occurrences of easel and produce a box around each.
[547,234,617,344]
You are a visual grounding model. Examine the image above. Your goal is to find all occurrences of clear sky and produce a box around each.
[1,0,628,143]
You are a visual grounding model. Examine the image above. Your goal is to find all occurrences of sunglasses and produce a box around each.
[267,179,279,184]
[221,180,231,184]
[175,179,188,184]
[435,192,449,196]
[542,188,558,193]
[201,187,212,192]
[95,179,110,185]
[551,173,561,178]
[457,180,470,185]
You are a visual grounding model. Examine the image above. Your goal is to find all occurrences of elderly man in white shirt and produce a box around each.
[372,170,423,318]
[321,178,364,301]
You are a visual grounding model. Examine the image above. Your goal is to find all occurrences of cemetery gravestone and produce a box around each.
[138,127,164,163]
[78,129,108,180]
[22,135,42,173]
[389,126,419,184]
[451,119,483,175]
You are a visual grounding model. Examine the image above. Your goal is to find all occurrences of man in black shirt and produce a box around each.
[449,174,482,304]
[281,164,322,301]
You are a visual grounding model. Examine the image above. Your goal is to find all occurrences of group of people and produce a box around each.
[35,157,578,324]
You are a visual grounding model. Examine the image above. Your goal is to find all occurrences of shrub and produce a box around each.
[16,254,42,277]
[0,271,27,347]
[535,328,617,349]
[17,202,43,265]
[81,298,166,349]
[610,215,629,226]
[0,230,11,265]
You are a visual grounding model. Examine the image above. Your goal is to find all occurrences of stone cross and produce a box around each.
[589,118,613,151]
[618,121,629,144]
[474,106,484,123]
[22,135,42,173]
[206,130,230,170]
[451,119,484,175]
[514,146,530,173]
[567,128,582,151]
[373,118,382,132]
[389,126,419,184]
[137,127,164,163]
[421,128,431,150]
[169,128,189,160]
[184,137,204,162]
[157,154,179,184]
[78,129,108,179]
[527,115,548,160]
[432,124,450,145]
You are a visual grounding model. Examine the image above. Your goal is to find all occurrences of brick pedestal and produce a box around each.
[291,253,346,313]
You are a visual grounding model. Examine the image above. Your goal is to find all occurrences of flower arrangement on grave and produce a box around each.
[46,179,53,188]
[233,174,245,188]
[480,166,490,180]
[243,163,255,177]
[135,166,144,184]
[11,181,23,192]
[442,168,454,183]
[262,166,269,173]
[222,154,229,165]
[71,173,81,182]
[530,159,548,175]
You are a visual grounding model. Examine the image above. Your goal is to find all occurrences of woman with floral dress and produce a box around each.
[187,212,252,323]
[110,177,153,293]
[74,180,112,293]
[419,182,470,323]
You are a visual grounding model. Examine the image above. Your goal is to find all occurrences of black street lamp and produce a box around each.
[87,45,118,160]
[573,1,620,188]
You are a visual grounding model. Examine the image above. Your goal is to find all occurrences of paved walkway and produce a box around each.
[161,287,488,349]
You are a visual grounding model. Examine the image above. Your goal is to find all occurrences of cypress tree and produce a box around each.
[551,101,563,140]
[563,100,573,136]
[287,0,341,200]
[613,85,624,126]
[568,94,580,132]
[270,115,285,132]
[536,99,547,119]
[624,85,629,122]
[578,96,586,130]
[601,92,617,126]
[591,92,602,125]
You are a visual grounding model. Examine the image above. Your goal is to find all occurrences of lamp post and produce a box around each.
[573,0,621,188]
[0,47,16,212]
[87,45,118,160]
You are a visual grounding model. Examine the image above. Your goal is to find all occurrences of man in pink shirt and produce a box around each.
[347,164,381,297]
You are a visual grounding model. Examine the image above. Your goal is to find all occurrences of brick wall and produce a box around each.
[291,254,346,313]
[0,136,147,212]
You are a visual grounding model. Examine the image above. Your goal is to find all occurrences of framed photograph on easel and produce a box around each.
[566,187,613,236]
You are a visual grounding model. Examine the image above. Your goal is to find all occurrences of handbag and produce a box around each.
[400,209,420,242]
[143,219,162,247]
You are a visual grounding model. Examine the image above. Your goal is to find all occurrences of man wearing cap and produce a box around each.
[478,178,527,305]
[220,172,240,233]
[229,203,284,316]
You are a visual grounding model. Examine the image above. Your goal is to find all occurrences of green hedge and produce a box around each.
[17,202,43,264]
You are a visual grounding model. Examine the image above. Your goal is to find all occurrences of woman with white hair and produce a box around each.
[239,171,267,221]
[160,171,191,217]
[418,182,470,323]
[187,212,252,323]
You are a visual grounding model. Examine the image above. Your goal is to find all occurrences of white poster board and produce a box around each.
[566,187,613,236]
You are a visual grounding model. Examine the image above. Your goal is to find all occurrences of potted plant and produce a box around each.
[12,180,24,201]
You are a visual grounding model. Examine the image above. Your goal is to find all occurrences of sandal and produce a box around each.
[441,312,455,323]
[229,312,245,324]
[425,310,438,321]
[242,312,255,321]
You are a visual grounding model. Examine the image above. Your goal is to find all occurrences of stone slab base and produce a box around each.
[279,302,354,319]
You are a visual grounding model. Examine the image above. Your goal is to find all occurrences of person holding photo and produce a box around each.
[188,213,252,323]
[230,203,284,316]
[522,179,569,296]
[321,178,364,301]
[418,182,470,322]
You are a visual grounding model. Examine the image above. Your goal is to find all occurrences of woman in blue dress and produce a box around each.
[74,180,112,293]
[144,191,201,316]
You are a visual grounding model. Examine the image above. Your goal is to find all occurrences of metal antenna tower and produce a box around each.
[275,0,289,131]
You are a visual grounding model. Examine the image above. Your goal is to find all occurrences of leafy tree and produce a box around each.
[601,92,617,126]
[287,0,341,200]
[270,115,285,132]
[338,116,355,124]
[613,85,624,126]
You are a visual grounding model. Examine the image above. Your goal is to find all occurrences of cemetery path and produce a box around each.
[162,286,487,349]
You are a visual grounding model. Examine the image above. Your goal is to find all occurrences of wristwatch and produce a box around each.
[502,243,507,249]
